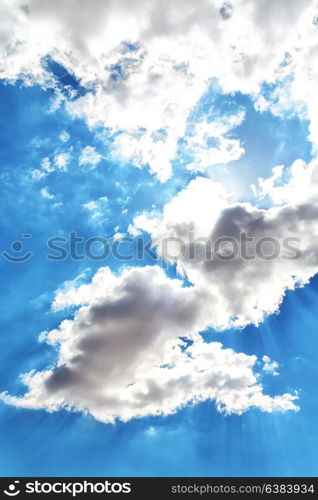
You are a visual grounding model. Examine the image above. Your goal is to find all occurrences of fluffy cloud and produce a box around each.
[252,17,318,150]
[79,146,102,168]
[54,152,70,171]
[33,153,70,180]
[131,163,318,328]
[0,266,298,422]
[254,158,318,205]
[0,0,317,179]
[185,108,246,172]
[40,187,55,199]
[1,0,315,424]
[59,130,70,143]
[83,196,109,222]
[262,355,279,376]
[30,168,47,181]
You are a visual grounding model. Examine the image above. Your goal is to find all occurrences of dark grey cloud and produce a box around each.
[135,176,318,329]
[0,265,299,421]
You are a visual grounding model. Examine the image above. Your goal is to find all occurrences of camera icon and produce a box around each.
[1,234,33,263]
[4,481,20,496]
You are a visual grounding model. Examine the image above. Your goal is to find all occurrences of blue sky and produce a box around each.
[1,0,318,478]
[0,76,317,477]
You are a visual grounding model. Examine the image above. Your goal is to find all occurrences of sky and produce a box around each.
[0,0,318,477]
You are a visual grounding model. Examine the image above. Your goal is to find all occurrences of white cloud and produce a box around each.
[252,19,318,151]
[254,158,318,205]
[0,266,298,423]
[41,157,54,173]
[32,154,71,180]
[1,0,315,426]
[0,0,316,179]
[79,146,102,168]
[113,232,124,241]
[54,152,70,171]
[83,201,98,211]
[59,130,70,143]
[40,187,55,199]
[110,129,177,182]
[30,168,47,181]
[128,212,160,237]
[127,224,141,237]
[185,108,246,172]
[146,426,157,436]
[132,171,318,329]
[83,196,108,221]
[262,355,279,376]
[187,137,245,173]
